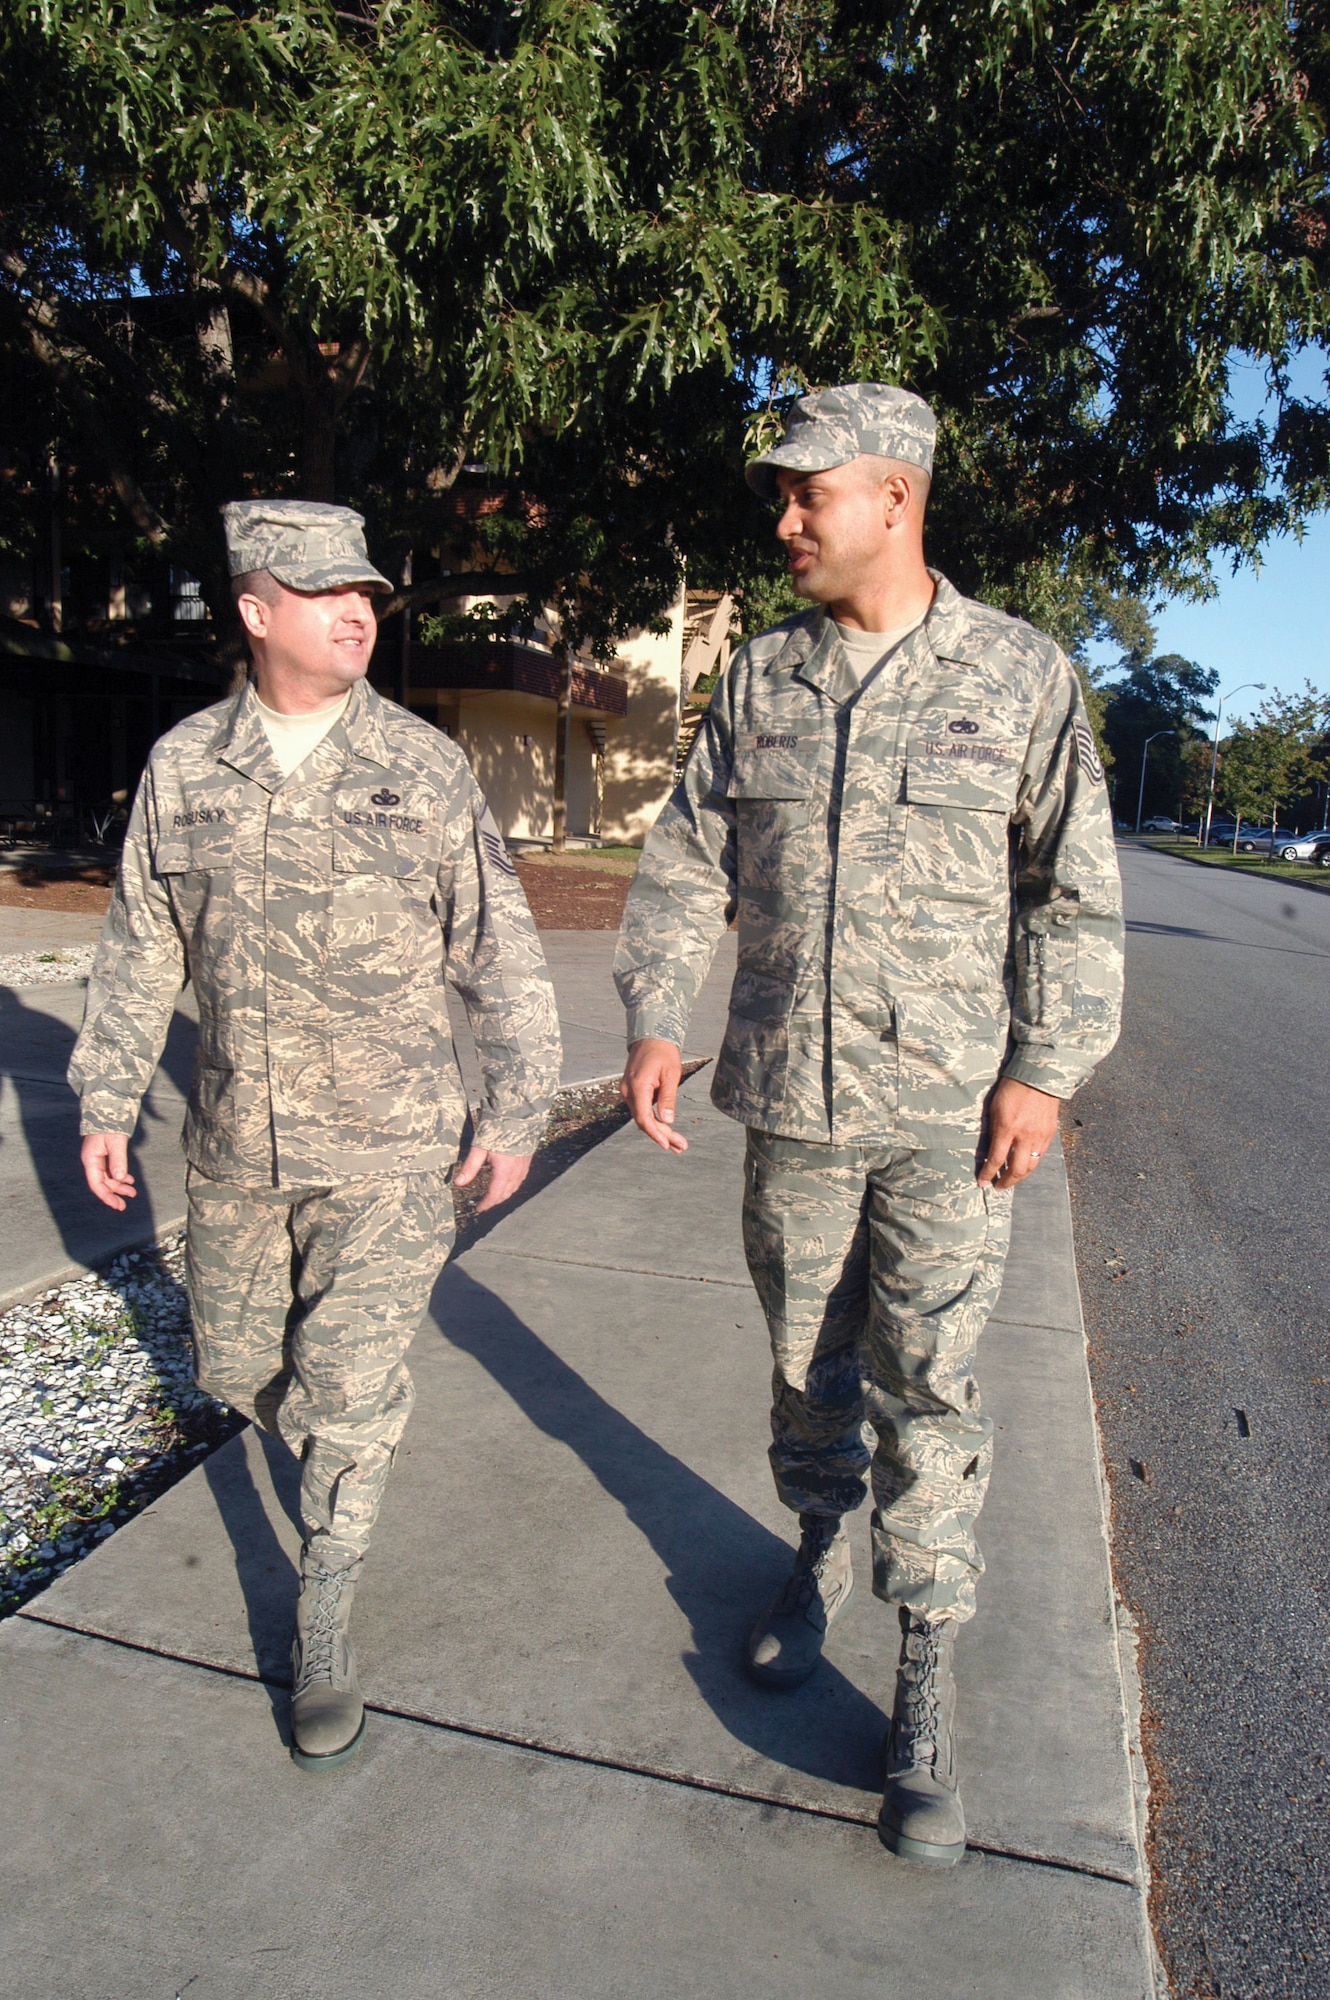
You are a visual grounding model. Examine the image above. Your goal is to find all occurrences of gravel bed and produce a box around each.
[0,1238,241,1616]
[0,945,96,985]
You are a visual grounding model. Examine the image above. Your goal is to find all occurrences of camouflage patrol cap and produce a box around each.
[745,383,937,500]
[222,500,392,594]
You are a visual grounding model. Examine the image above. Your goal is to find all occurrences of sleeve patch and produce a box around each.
[1073,719,1106,786]
[477,800,518,877]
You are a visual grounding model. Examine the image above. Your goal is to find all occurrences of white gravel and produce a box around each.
[0,1237,235,1610]
[0,946,96,986]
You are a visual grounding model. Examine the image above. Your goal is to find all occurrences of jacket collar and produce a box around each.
[781,571,983,702]
[213,676,394,792]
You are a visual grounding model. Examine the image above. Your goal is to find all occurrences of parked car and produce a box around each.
[1140,816,1179,834]
[1206,820,1266,848]
[1272,827,1330,863]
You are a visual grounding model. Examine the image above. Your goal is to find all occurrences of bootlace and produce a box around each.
[784,1518,840,1614]
[295,1569,351,1692]
[895,1619,945,1765]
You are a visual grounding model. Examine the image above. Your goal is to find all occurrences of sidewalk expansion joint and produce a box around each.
[467,1244,751,1288]
[17,1606,1141,1892]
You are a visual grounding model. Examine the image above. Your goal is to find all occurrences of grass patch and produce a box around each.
[1142,841,1330,892]
[514,846,641,875]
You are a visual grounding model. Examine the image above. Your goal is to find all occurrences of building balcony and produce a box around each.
[401,640,628,718]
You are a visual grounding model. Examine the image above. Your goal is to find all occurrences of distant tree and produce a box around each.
[1100,640,1219,819]
[1217,686,1330,835]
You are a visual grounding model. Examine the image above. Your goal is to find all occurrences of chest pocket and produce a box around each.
[728,730,819,801]
[332,823,435,879]
[903,721,1022,904]
[728,729,820,896]
[153,823,235,878]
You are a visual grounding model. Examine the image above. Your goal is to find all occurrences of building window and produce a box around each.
[171,568,207,623]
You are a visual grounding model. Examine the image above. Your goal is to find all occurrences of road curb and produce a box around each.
[0,1217,187,1316]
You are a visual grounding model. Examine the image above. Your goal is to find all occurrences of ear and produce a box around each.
[235,592,270,641]
[880,473,915,529]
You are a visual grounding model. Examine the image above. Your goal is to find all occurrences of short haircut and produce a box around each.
[858,454,931,512]
[230,569,284,607]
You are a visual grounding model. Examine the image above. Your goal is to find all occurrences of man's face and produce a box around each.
[240,583,379,692]
[774,459,894,603]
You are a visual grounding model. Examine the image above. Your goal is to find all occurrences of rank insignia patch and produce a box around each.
[1073,719,1105,785]
[477,800,518,877]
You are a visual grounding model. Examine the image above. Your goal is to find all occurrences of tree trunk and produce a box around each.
[301,394,337,501]
[396,551,412,710]
[552,644,574,853]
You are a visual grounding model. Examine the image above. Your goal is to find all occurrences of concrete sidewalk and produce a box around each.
[1,936,1156,1998]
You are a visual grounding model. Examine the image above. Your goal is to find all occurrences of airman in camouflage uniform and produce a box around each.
[616,385,1123,1863]
[72,501,560,1769]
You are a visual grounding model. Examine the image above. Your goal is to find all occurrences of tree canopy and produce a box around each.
[2,0,1327,659]
[1217,686,1330,828]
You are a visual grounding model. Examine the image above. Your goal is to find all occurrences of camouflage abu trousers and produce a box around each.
[185,1165,454,1568]
[742,1128,1012,1624]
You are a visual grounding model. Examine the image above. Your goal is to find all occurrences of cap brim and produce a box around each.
[266,561,394,595]
[744,445,857,501]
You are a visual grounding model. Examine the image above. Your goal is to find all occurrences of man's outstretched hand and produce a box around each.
[454,1145,533,1213]
[81,1133,138,1211]
[977,1077,1060,1191]
[621,1037,688,1155]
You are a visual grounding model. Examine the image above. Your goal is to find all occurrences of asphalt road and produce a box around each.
[1065,846,1330,1999]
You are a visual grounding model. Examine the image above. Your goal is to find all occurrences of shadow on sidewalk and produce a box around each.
[0,982,196,1272]
[432,1263,887,1793]
[202,1426,302,1740]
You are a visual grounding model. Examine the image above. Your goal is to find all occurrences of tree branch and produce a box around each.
[155,195,291,353]
[1,254,168,544]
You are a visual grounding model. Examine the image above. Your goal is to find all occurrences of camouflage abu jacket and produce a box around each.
[70,678,561,1184]
[614,574,1123,1140]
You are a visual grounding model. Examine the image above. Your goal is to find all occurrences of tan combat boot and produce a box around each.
[290,1554,365,1771]
[878,1608,965,1865]
[746,1514,853,1688]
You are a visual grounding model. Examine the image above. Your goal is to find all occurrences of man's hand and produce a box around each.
[977,1078,1060,1191]
[453,1144,533,1214]
[81,1133,138,1212]
[621,1037,688,1155]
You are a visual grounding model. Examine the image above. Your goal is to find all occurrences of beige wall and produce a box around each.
[440,691,600,844]
[408,584,685,846]
[602,590,684,846]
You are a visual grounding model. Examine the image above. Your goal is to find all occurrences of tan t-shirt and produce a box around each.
[255,690,351,778]
[832,618,923,688]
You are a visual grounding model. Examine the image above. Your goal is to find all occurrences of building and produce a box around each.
[382,591,686,846]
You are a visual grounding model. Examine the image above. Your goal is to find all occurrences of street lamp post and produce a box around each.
[1202,681,1267,847]
[1136,730,1175,833]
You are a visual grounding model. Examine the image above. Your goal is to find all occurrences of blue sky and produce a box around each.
[1087,348,1328,724]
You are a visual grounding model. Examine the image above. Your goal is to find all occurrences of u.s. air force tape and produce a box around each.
[1073,719,1105,786]
[477,801,518,877]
